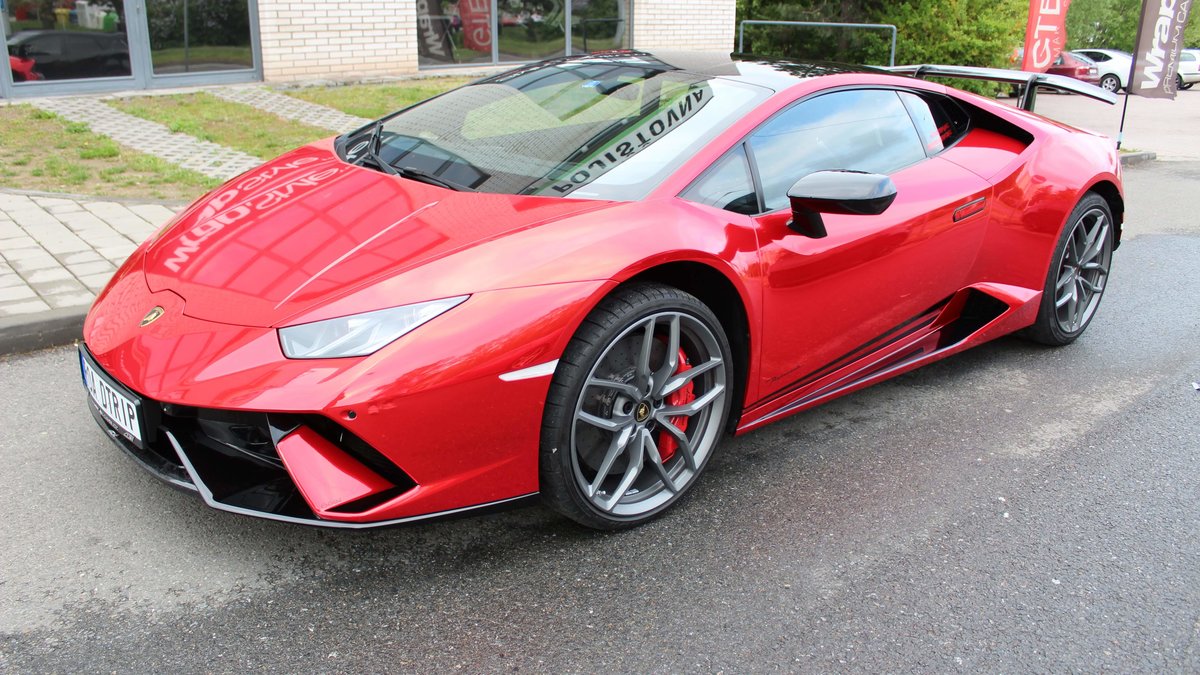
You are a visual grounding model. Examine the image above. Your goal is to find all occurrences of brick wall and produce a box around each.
[256,1,738,82]
[630,0,736,52]
[258,0,419,81]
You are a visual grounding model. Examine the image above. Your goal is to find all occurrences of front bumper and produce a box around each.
[82,345,535,528]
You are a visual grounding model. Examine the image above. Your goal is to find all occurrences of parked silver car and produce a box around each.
[1076,48,1200,92]
[1071,49,1131,92]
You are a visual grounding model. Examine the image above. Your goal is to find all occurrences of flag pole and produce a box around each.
[1117,88,1131,150]
[1119,0,1151,150]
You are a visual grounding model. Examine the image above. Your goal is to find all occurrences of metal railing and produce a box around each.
[737,20,898,67]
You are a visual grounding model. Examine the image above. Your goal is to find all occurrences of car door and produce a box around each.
[744,88,993,395]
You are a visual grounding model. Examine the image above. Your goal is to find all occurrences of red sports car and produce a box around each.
[80,52,1122,530]
[9,54,41,82]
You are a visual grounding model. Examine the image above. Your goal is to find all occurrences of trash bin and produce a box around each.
[55,7,71,28]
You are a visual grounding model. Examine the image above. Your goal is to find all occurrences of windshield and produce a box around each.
[341,54,771,200]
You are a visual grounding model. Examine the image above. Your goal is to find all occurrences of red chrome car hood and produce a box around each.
[143,142,609,327]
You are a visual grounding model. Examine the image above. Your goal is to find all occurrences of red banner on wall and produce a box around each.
[1022,0,1073,72]
[461,0,493,53]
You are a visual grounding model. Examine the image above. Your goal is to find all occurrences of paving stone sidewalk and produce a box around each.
[212,85,371,134]
[0,191,178,320]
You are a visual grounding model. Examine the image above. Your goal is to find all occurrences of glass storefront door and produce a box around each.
[497,1,566,63]
[146,0,254,75]
[2,0,259,97]
[571,0,627,55]
[417,0,630,69]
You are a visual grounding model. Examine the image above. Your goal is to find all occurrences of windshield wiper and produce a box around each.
[356,122,475,192]
[392,165,476,192]
[359,120,399,176]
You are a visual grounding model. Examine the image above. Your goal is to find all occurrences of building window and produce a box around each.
[146,0,254,75]
[417,0,630,68]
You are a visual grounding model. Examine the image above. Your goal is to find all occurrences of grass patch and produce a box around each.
[285,77,472,120]
[0,105,220,200]
[110,92,332,160]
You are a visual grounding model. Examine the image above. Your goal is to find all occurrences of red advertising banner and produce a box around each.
[461,0,493,53]
[1129,0,1195,98]
[1021,0,1072,72]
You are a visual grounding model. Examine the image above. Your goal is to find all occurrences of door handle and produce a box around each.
[953,197,986,222]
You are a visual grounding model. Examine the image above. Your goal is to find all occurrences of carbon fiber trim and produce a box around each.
[164,430,536,529]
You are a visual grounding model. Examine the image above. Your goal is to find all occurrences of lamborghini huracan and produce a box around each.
[80,51,1122,529]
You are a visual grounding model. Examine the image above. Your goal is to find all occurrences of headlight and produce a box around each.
[278,296,468,359]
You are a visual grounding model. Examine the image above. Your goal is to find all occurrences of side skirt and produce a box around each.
[736,283,1039,434]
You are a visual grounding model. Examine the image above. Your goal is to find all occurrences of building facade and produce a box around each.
[1,0,735,98]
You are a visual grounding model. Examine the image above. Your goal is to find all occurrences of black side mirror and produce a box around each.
[786,170,898,238]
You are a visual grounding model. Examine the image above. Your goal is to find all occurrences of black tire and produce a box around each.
[539,283,733,530]
[1183,82,1194,91]
[1023,192,1114,346]
[1099,74,1121,92]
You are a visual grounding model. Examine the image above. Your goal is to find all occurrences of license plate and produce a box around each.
[80,348,143,446]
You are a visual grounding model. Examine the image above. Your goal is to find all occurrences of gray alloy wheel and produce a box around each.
[539,283,732,529]
[1099,74,1120,92]
[1023,193,1114,346]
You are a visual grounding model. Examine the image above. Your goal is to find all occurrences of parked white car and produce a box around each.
[1071,49,1132,92]
[1179,49,1200,90]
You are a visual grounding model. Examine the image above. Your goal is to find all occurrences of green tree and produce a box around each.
[736,0,1025,69]
[1065,0,1138,51]
[1067,0,1200,52]
[883,0,1025,68]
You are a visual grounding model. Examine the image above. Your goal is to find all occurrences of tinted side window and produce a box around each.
[27,36,64,57]
[681,144,757,215]
[749,89,926,212]
[66,35,100,57]
[899,91,970,155]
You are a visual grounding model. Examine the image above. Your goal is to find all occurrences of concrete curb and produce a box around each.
[0,307,85,357]
[0,187,190,208]
[0,150,1161,359]
[1120,151,1157,167]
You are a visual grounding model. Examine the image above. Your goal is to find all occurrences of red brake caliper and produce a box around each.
[657,348,693,463]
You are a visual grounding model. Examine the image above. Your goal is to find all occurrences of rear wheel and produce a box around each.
[539,283,732,530]
[1023,193,1114,346]
[1099,74,1120,92]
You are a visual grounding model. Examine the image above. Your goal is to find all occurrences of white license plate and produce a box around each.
[80,350,143,445]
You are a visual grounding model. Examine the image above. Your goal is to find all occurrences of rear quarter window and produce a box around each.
[900,91,970,155]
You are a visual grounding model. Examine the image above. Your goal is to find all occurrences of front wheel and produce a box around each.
[1023,193,1114,346]
[1099,74,1121,92]
[539,283,733,530]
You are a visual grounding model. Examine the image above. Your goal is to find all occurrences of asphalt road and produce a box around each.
[1034,87,1200,161]
[2,161,1198,672]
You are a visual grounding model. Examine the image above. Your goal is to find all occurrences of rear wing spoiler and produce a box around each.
[884,65,1118,111]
